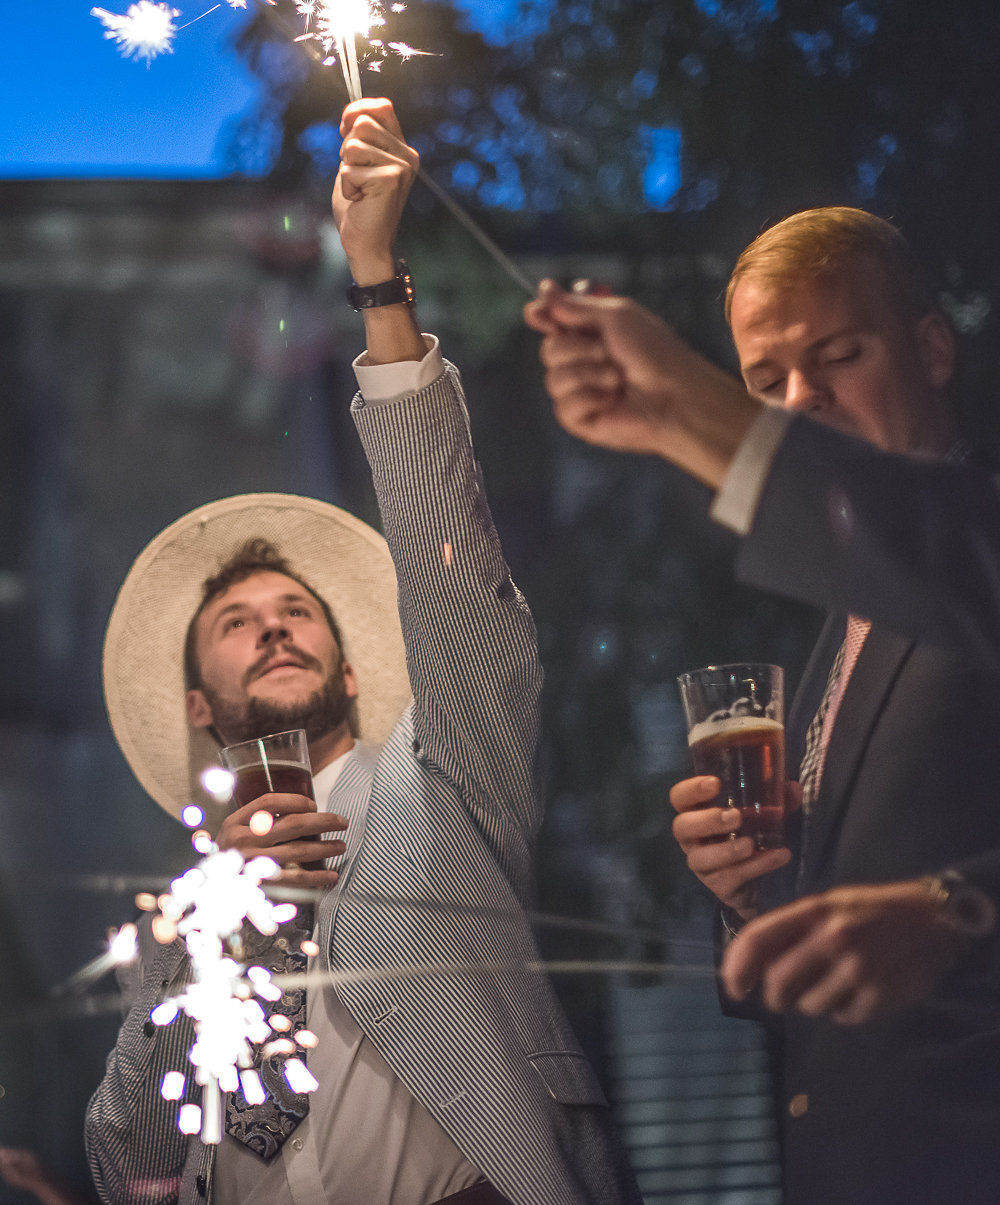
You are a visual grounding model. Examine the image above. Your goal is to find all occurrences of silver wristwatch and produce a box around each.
[922,869,998,940]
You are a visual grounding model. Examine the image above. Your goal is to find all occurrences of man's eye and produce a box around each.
[825,347,861,365]
[225,618,244,631]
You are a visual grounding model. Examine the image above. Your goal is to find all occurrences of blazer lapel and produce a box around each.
[315,741,379,960]
[799,623,915,888]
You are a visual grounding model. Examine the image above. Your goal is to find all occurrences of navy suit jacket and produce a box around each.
[735,415,1000,1205]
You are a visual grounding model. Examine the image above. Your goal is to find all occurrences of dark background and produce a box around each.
[2,2,998,1201]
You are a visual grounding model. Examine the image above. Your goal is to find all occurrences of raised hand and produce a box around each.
[525,281,760,486]
[333,97,420,285]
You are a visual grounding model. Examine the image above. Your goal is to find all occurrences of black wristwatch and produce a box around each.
[922,869,998,940]
[346,259,414,311]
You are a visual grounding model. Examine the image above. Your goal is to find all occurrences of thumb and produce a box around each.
[537,278,622,329]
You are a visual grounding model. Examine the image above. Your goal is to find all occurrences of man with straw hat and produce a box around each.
[85,100,641,1205]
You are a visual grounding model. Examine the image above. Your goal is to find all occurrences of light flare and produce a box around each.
[249,809,274,836]
[182,804,206,828]
[201,767,235,804]
[160,1071,186,1100]
[178,1103,202,1134]
[284,1057,319,1093]
[109,922,139,964]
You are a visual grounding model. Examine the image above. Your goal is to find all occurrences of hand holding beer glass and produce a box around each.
[677,664,785,850]
[220,728,326,872]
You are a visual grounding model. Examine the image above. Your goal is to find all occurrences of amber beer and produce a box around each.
[229,759,326,872]
[688,715,785,848]
[220,729,325,871]
[229,760,314,811]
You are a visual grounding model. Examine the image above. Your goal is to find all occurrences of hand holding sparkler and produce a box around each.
[334,98,427,365]
[333,98,419,284]
[524,281,761,488]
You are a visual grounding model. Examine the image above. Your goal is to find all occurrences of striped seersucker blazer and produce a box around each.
[85,365,643,1205]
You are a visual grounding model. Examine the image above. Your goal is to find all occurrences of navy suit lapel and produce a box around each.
[799,623,915,889]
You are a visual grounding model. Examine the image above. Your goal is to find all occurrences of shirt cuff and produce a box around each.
[709,405,793,535]
[352,334,444,405]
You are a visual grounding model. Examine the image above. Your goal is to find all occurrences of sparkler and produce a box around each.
[91,1,181,62]
[91,0,426,92]
[89,0,533,294]
[148,842,319,1144]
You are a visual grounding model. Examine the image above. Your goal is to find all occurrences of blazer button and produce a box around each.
[143,1020,155,1037]
[789,1093,809,1118]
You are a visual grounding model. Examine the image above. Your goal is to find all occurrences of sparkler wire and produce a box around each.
[59,873,708,953]
[35,953,715,1030]
[253,0,537,295]
[415,167,536,296]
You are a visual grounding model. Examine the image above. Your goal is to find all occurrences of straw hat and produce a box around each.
[103,493,410,822]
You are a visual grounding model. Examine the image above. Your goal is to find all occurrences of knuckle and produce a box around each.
[820,913,854,951]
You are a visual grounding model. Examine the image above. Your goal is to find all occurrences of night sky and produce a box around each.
[0,0,529,177]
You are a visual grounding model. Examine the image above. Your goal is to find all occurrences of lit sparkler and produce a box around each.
[149,842,319,1144]
[91,1,181,62]
[92,0,428,99]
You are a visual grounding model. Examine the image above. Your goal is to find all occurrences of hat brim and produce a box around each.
[103,493,410,823]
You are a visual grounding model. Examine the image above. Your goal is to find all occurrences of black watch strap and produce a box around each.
[346,259,414,311]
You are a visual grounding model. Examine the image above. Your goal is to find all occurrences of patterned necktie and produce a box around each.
[224,909,313,1159]
[796,615,871,884]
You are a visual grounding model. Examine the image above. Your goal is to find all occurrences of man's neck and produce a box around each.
[308,723,356,773]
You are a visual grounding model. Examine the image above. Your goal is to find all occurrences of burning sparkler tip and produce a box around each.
[92,1,180,62]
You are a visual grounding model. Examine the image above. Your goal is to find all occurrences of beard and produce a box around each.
[203,664,354,747]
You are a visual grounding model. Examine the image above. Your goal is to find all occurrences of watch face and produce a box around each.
[933,872,998,939]
[951,884,998,939]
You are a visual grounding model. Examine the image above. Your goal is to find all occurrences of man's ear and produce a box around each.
[186,689,214,729]
[341,661,359,701]
[916,311,956,391]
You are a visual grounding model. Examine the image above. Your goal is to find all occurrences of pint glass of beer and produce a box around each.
[677,663,785,849]
[220,728,324,870]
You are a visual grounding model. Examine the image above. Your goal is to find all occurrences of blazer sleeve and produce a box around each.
[85,922,197,1204]
[736,414,1000,674]
[351,363,544,841]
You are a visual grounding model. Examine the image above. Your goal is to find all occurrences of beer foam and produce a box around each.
[687,714,783,747]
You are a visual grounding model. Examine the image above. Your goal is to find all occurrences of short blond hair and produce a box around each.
[725,207,936,325]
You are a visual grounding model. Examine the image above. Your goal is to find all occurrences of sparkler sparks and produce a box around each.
[91,0,428,98]
[91,1,181,62]
[147,843,318,1144]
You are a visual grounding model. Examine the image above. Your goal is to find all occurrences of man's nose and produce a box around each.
[258,615,291,644]
[784,368,829,414]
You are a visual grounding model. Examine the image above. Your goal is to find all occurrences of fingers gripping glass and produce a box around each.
[220,729,325,871]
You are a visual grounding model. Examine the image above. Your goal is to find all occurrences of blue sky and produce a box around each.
[0,0,520,177]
